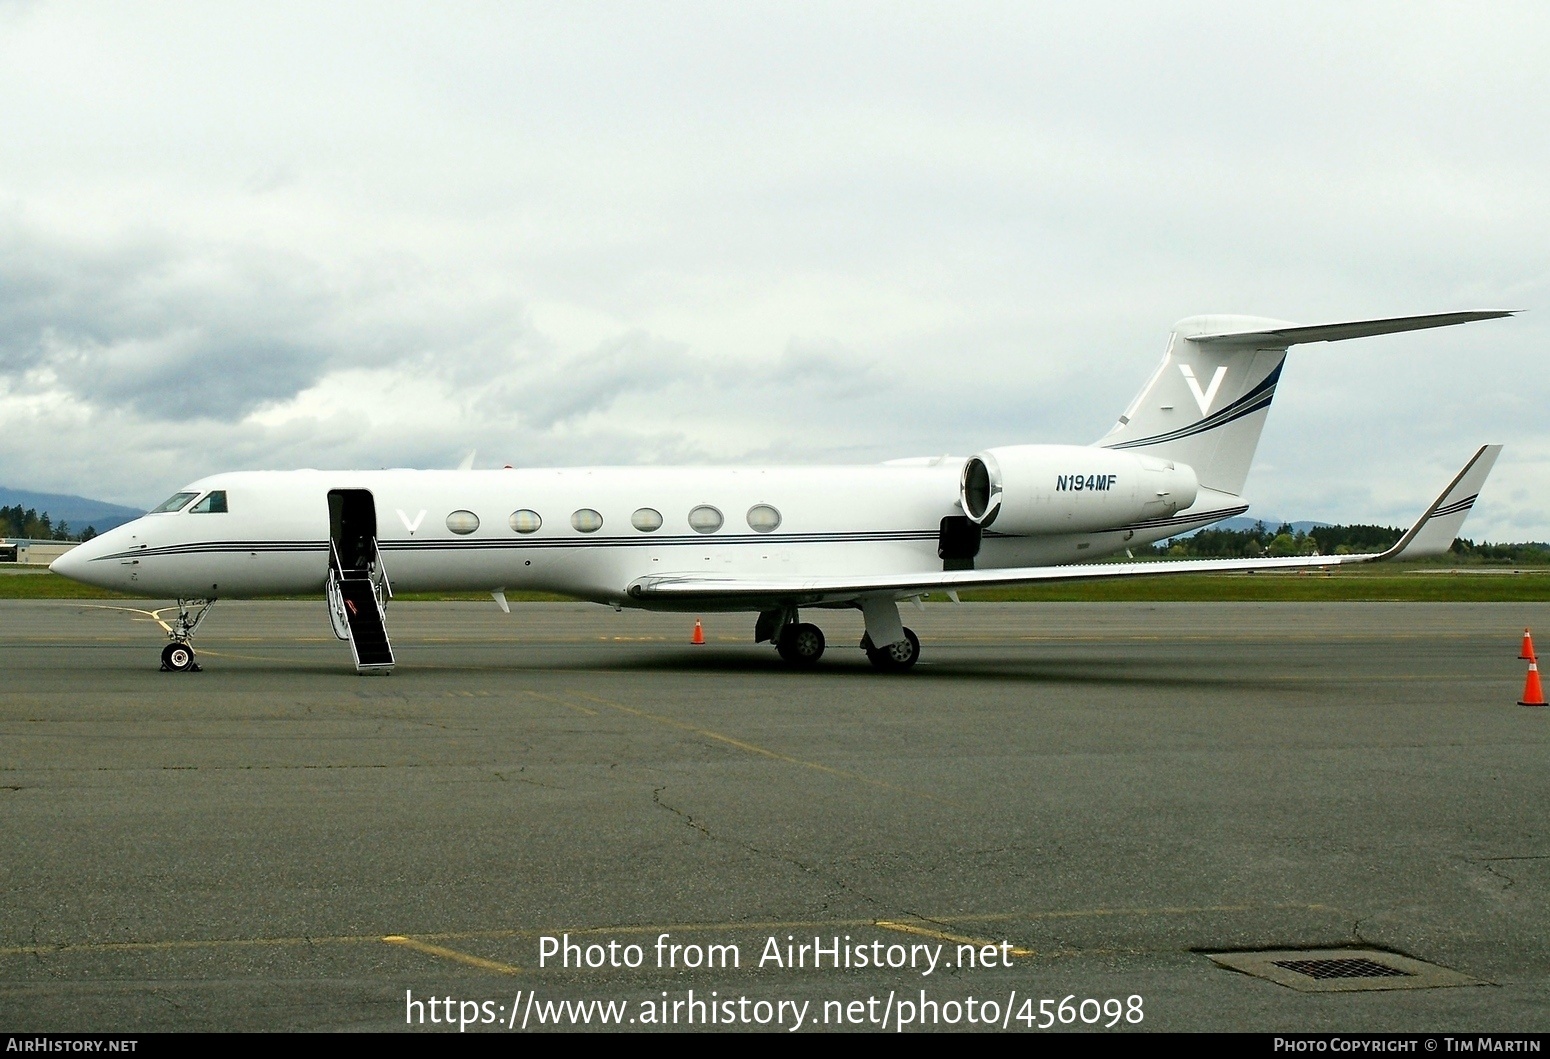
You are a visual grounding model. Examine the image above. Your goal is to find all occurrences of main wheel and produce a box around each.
[161,642,197,672]
[863,627,920,672]
[776,622,826,666]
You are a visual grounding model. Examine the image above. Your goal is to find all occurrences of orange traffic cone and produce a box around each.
[1520,658,1547,707]
[1520,628,1536,661]
[691,619,705,645]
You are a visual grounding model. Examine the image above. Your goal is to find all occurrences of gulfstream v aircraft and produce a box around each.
[51,311,1510,674]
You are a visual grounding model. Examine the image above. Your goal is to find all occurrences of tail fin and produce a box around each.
[1098,311,1514,496]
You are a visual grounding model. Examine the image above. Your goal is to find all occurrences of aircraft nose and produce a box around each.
[49,545,86,580]
[50,533,117,586]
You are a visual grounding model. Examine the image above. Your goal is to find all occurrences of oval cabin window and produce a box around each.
[446,510,480,535]
[571,508,603,533]
[687,505,723,534]
[746,504,781,533]
[509,509,542,534]
[631,508,663,532]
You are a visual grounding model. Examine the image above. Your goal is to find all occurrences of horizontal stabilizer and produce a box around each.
[1191,311,1516,347]
[627,447,1501,605]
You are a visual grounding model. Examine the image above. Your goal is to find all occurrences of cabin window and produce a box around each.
[631,508,663,532]
[150,491,199,514]
[746,504,781,533]
[509,509,542,534]
[687,505,723,534]
[189,491,228,514]
[446,510,480,534]
[571,508,603,533]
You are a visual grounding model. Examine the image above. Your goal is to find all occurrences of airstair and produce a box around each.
[328,538,395,673]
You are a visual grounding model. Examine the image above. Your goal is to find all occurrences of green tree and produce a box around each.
[1267,533,1299,557]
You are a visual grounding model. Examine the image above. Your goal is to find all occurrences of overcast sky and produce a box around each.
[0,2,1546,539]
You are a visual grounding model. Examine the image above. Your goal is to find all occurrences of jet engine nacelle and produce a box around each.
[960,444,1199,535]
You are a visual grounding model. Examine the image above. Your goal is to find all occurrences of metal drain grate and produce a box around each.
[1206,948,1484,993]
[1273,957,1414,981]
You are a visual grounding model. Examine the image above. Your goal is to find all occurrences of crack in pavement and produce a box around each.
[650,785,887,914]
[1465,854,1549,892]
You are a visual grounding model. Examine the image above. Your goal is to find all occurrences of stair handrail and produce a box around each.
[370,536,393,603]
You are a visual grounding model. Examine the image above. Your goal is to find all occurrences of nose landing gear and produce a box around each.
[159,598,214,673]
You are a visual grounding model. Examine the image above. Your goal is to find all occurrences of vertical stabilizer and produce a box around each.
[1098,316,1291,496]
[1097,310,1514,497]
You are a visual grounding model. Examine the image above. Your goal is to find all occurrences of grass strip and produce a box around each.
[4,568,1548,603]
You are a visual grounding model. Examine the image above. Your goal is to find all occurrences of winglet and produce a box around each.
[1378,445,1503,560]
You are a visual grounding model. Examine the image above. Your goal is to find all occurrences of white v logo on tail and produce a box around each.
[1179,364,1227,415]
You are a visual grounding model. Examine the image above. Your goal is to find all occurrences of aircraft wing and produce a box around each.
[627,446,1502,606]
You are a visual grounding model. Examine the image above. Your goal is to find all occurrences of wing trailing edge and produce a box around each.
[625,446,1502,605]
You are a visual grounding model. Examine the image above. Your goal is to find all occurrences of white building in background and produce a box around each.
[0,539,79,566]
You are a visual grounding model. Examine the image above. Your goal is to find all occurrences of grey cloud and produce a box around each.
[49,331,325,421]
[0,229,334,419]
[496,331,899,443]
[0,221,540,422]
[485,329,693,429]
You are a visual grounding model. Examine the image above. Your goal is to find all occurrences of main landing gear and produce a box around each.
[857,595,920,672]
[757,599,921,672]
[159,598,214,673]
[776,621,826,667]
[860,628,921,672]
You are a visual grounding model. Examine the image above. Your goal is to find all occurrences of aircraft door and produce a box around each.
[328,489,378,572]
[938,515,982,571]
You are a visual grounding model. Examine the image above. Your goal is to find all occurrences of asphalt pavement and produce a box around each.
[1,599,1546,1033]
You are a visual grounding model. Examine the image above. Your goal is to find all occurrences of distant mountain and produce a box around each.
[0,487,146,535]
[1214,517,1335,534]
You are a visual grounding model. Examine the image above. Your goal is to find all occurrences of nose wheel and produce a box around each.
[161,642,200,673]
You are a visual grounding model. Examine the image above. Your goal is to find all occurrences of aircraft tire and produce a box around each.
[777,622,825,666]
[161,642,198,673]
[863,628,920,672]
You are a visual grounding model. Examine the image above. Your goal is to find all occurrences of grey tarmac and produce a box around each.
[1,599,1547,1032]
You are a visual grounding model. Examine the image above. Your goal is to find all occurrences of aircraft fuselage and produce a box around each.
[54,459,1222,607]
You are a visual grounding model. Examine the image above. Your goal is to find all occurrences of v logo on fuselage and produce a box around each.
[397,508,427,533]
[1179,364,1227,415]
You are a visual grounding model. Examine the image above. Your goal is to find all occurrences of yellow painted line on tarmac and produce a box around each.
[0,903,1340,963]
[401,902,1331,944]
[75,603,176,635]
[946,901,1341,924]
[383,935,522,976]
[191,648,308,664]
[0,932,383,957]
[561,691,967,808]
[875,920,1035,957]
[522,692,598,716]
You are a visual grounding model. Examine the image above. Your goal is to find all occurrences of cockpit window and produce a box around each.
[189,490,228,514]
[150,491,199,514]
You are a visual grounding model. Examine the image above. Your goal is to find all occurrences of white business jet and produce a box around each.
[51,311,1510,674]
